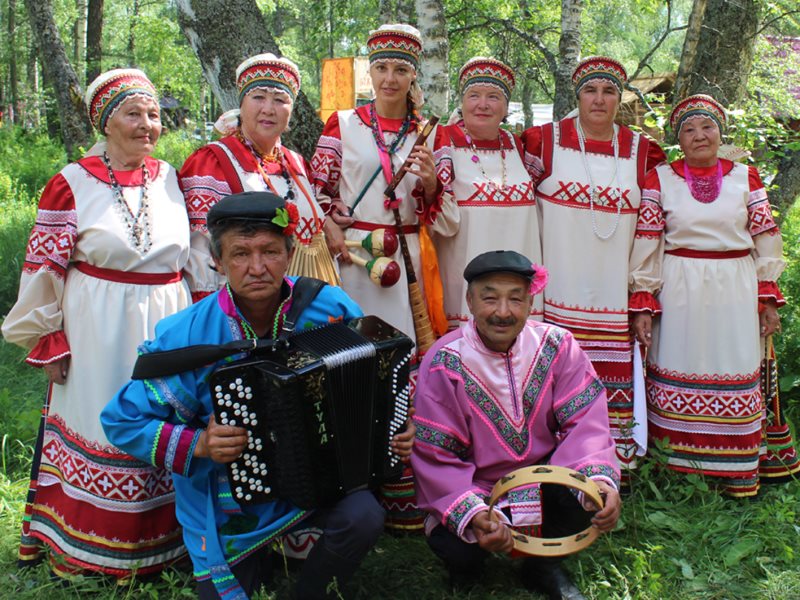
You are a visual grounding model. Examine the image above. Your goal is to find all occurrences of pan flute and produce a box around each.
[210,316,414,509]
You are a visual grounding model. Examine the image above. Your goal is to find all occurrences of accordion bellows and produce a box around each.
[211,316,414,508]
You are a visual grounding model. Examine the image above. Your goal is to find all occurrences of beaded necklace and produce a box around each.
[237,130,295,202]
[461,124,507,190]
[102,152,152,254]
[368,101,414,164]
[226,281,291,340]
[683,160,723,203]
[575,118,622,241]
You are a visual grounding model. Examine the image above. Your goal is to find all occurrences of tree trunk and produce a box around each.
[86,0,104,85]
[73,0,87,82]
[26,34,41,127]
[522,73,533,129]
[770,151,800,219]
[378,0,416,24]
[554,0,583,120]
[24,0,92,157]
[8,0,19,124]
[679,0,760,105]
[127,0,138,63]
[415,0,448,117]
[672,0,707,102]
[174,0,322,159]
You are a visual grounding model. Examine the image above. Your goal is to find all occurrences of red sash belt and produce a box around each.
[665,248,751,259]
[350,220,419,235]
[74,261,182,285]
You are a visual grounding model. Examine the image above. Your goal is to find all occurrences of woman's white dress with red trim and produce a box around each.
[1,156,190,575]
[630,159,785,496]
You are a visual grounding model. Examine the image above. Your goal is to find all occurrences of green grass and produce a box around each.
[0,331,799,599]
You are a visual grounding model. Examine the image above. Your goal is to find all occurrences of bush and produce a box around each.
[0,174,36,318]
[152,129,204,169]
[0,127,67,198]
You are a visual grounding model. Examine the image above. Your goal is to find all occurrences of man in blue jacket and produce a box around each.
[102,191,413,599]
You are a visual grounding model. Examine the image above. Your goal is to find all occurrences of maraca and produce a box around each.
[344,228,399,257]
[348,255,401,288]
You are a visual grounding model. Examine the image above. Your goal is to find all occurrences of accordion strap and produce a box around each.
[279,276,327,342]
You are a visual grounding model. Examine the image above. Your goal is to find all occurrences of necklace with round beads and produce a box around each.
[238,130,296,202]
[102,152,152,254]
[462,125,507,190]
[575,118,623,241]
[368,101,414,161]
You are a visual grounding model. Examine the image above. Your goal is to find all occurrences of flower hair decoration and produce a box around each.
[529,264,549,296]
[272,201,299,236]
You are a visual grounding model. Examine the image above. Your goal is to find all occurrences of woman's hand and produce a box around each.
[43,357,70,385]
[323,217,351,265]
[760,301,781,337]
[631,312,653,348]
[405,144,437,203]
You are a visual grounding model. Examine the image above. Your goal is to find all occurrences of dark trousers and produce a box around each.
[427,483,592,579]
[197,490,385,599]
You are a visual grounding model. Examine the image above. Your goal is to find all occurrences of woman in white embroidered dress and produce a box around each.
[2,69,190,577]
[437,57,542,330]
[311,23,452,350]
[630,95,784,497]
[311,23,452,530]
[522,57,665,474]
[181,54,337,303]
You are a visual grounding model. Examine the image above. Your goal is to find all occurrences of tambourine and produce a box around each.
[487,465,604,557]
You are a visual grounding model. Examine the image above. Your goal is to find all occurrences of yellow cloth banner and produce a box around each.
[320,58,355,123]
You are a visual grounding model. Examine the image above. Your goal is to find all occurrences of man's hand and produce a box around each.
[391,407,416,463]
[470,510,514,554]
[193,414,248,463]
[584,480,621,533]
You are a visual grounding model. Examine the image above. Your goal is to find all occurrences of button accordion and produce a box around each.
[210,315,414,509]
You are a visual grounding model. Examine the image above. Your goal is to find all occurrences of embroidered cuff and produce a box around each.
[26,330,71,367]
[758,281,786,307]
[629,291,661,315]
[413,179,445,225]
[153,422,200,476]
[445,490,487,539]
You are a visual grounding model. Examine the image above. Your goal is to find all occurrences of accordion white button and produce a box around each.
[235,378,242,385]
[256,445,263,451]
[246,393,253,400]
[245,493,252,501]
[229,383,236,390]
[251,419,258,426]
[264,487,271,494]
[243,418,250,425]
[214,385,222,392]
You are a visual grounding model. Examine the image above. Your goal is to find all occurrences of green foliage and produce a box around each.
[0,175,36,319]
[0,129,67,197]
[151,130,204,171]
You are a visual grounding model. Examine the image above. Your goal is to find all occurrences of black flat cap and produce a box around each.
[463,250,535,283]
[207,191,286,228]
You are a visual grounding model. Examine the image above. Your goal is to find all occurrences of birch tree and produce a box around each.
[415,0,449,116]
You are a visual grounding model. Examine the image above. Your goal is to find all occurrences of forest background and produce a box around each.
[1,0,800,598]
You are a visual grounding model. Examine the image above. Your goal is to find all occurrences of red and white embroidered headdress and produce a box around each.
[459,57,516,100]
[572,56,627,95]
[670,94,727,134]
[366,24,423,70]
[236,53,301,104]
[85,68,158,131]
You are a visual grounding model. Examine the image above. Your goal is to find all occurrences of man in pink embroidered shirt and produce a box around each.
[411,250,621,600]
